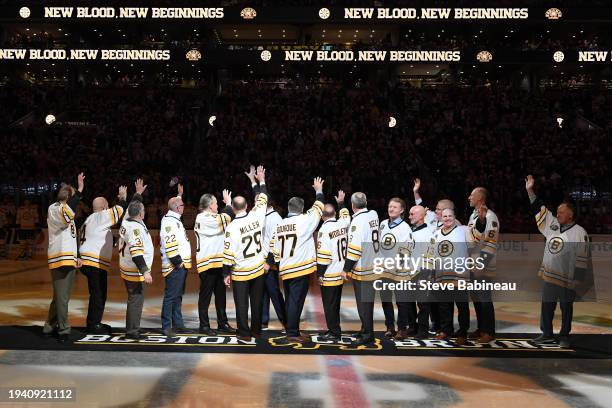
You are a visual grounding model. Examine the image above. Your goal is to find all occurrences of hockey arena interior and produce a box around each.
[0,1,611,407]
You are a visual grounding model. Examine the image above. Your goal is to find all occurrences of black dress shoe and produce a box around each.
[57,333,70,343]
[126,332,142,340]
[87,324,111,335]
[351,335,375,347]
[174,327,194,334]
[414,331,430,340]
[199,327,218,336]
[533,334,557,344]
[319,332,341,342]
[216,324,236,334]
[42,331,55,338]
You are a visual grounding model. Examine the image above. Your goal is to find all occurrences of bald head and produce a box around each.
[232,196,247,212]
[168,196,184,215]
[92,197,108,213]
[468,187,489,208]
[322,203,336,220]
[408,205,426,226]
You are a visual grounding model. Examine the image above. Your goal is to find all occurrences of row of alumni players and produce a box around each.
[43,168,588,348]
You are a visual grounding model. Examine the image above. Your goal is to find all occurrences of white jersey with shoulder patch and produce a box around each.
[79,205,124,272]
[47,202,78,269]
[377,219,415,280]
[160,211,192,277]
[535,204,589,289]
[426,225,474,282]
[119,218,154,282]
[223,193,268,281]
[317,208,351,286]
[346,209,380,281]
[412,224,434,275]
[468,209,499,277]
[195,211,231,273]
[271,201,323,280]
[262,208,282,259]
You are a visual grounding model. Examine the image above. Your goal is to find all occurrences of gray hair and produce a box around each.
[199,193,215,211]
[288,197,305,214]
[128,201,144,218]
[351,192,367,209]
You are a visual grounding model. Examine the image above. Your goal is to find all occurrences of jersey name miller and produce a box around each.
[240,221,260,235]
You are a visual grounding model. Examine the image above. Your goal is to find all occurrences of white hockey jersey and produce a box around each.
[194,211,231,273]
[411,223,434,275]
[376,219,415,281]
[426,225,474,282]
[119,218,154,282]
[426,210,462,232]
[468,209,499,277]
[262,208,282,259]
[425,210,438,232]
[317,208,351,286]
[79,205,124,272]
[223,193,268,281]
[47,202,78,269]
[160,210,192,277]
[271,200,324,280]
[535,204,589,289]
[346,209,380,281]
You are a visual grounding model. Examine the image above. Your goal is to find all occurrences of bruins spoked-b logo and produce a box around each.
[381,233,397,250]
[548,237,564,254]
[438,240,454,257]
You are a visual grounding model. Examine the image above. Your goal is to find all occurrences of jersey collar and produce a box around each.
[560,223,576,233]
[441,225,457,236]
[165,210,182,220]
[412,222,428,232]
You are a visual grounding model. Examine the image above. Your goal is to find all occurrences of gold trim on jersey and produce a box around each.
[48,252,77,269]
[49,259,77,269]
[538,265,576,288]
[319,272,343,287]
[280,260,317,280]
[61,205,75,224]
[308,201,324,216]
[223,249,236,265]
[219,213,230,231]
[536,207,548,227]
[231,259,265,281]
[120,266,144,282]
[161,258,192,276]
[196,253,224,273]
[346,243,362,261]
[316,250,333,265]
[347,266,376,281]
[80,252,111,271]
[164,241,179,249]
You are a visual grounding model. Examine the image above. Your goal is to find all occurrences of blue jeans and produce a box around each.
[161,266,187,330]
[262,268,286,325]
